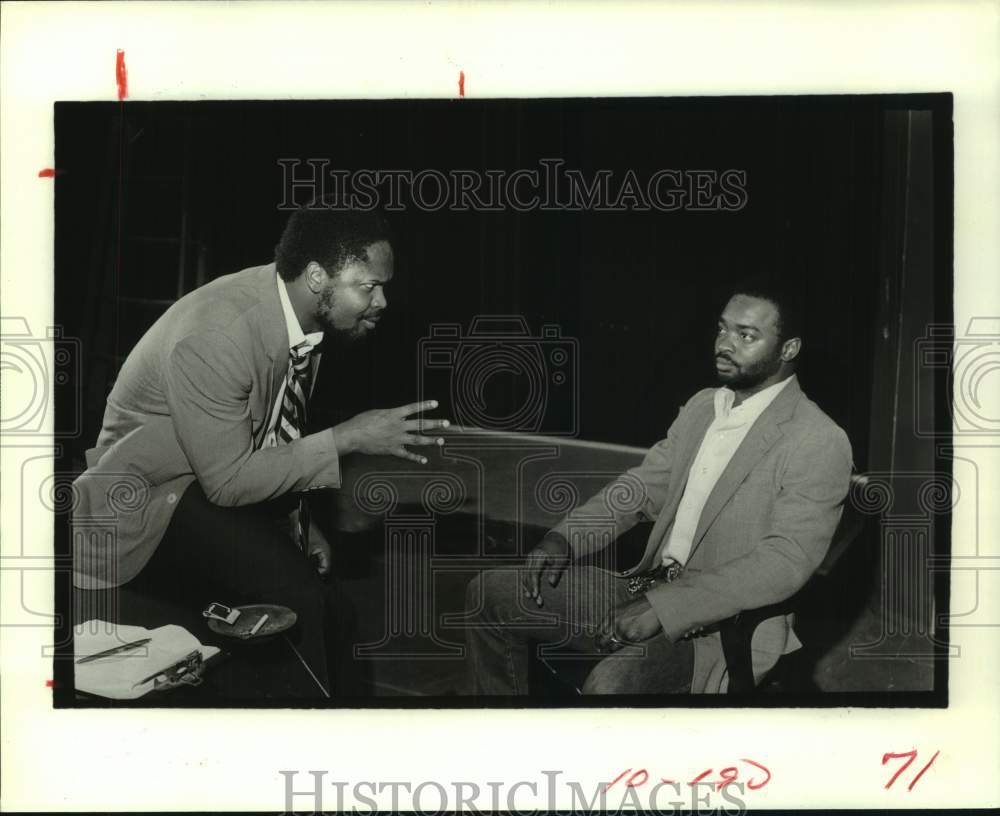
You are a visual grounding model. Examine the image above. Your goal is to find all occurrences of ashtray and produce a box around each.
[205,604,297,642]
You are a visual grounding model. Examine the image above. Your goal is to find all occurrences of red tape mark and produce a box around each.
[116,49,128,100]
[38,168,57,178]
[458,70,465,97]
[45,679,54,688]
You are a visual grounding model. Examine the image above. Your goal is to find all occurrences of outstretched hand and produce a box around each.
[332,400,450,464]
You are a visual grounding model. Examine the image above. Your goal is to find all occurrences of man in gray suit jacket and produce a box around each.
[466,286,853,695]
[72,206,449,698]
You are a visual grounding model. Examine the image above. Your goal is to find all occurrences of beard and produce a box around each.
[715,351,782,389]
[317,286,372,344]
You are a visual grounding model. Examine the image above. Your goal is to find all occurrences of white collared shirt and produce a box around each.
[260,273,324,448]
[660,376,794,566]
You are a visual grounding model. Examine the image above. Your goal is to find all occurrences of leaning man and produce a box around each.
[72,206,448,698]
[466,286,853,695]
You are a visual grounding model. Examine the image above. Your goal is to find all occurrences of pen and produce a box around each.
[76,637,152,664]
[133,649,202,687]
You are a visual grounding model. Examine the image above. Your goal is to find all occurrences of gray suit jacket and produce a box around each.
[552,376,853,693]
[72,264,342,589]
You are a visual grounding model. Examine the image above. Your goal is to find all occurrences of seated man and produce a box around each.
[466,285,853,695]
[72,205,449,698]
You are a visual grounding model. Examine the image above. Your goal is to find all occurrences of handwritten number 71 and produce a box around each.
[882,749,940,791]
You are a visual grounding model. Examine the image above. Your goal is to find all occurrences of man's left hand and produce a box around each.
[595,595,662,652]
[290,508,332,576]
[306,517,332,576]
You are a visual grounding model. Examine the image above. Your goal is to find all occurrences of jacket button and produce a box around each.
[167,492,177,504]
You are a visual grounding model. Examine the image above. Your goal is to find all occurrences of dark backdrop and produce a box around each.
[56,96,924,465]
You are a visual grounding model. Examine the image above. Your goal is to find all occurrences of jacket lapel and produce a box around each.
[631,394,717,573]
[687,376,802,556]
[660,404,715,526]
[309,352,322,400]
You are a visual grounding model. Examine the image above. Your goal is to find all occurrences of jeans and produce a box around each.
[465,565,693,696]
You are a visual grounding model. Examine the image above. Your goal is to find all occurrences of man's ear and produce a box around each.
[780,337,802,362]
[303,261,328,294]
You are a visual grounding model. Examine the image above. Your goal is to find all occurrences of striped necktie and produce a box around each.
[277,342,313,550]
[277,342,312,445]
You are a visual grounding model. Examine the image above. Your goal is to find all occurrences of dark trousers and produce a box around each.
[131,481,361,699]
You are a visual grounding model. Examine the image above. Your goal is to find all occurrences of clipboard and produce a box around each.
[74,621,221,700]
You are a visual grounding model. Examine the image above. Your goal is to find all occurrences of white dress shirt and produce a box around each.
[659,376,793,566]
[260,274,324,449]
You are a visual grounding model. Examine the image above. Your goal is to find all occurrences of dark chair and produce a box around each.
[719,473,870,694]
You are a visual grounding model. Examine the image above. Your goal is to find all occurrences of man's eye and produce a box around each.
[741,333,755,342]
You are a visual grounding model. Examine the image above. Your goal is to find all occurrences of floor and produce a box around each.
[809,609,936,694]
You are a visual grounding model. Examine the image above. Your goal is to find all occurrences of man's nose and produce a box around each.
[372,287,387,310]
[716,332,734,354]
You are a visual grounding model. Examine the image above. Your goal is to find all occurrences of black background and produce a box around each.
[55,96,936,464]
